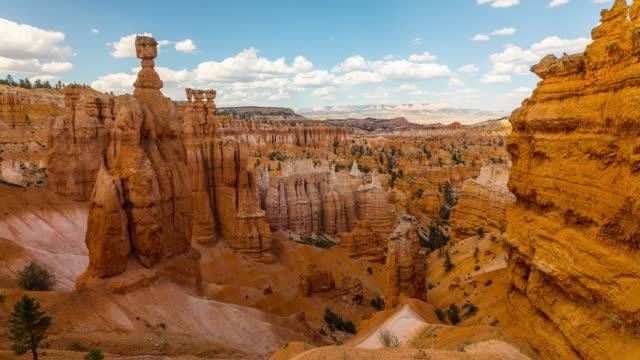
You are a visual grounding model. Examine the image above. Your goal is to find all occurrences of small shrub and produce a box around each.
[157,323,166,330]
[17,261,55,291]
[370,296,385,311]
[298,236,336,249]
[378,329,400,348]
[463,303,479,319]
[367,266,373,275]
[473,247,479,258]
[0,294,4,303]
[84,349,104,360]
[323,308,356,334]
[427,283,435,290]
[69,341,87,351]
[319,327,327,336]
[474,265,480,271]
[490,319,500,326]
[490,235,497,242]
[444,250,454,272]
[434,307,447,322]
[476,228,485,239]
[484,280,493,287]
[447,303,460,325]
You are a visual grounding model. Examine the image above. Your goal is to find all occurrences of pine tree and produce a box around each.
[9,295,51,360]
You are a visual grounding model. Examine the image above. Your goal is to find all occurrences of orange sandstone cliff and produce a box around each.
[449,164,515,243]
[506,1,640,358]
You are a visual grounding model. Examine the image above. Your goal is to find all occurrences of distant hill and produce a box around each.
[216,106,309,122]
[299,104,508,125]
[325,117,422,132]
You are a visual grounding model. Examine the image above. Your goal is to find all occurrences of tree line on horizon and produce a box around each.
[0,75,65,90]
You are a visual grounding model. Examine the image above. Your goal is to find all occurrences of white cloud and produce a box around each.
[91,72,137,94]
[109,33,171,58]
[0,56,72,74]
[194,48,292,82]
[477,0,520,7]
[549,0,569,7]
[505,86,533,97]
[29,74,58,83]
[473,27,516,41]
[292,70,335,87]
[411,37,424,45]
[490,27,517,36]
[268,90,290,101]
[373,60,452,81]
[0,18,73,60]
[336,71,384,86]
[292,56,313,72]
[449,78,464,87]
[332,55,367,72]
[90,28,100,34]
[408,52,438,62]
[479,73,512,84]
[175,39,197,54]
[458,64,480,73]
[312,87,332,97]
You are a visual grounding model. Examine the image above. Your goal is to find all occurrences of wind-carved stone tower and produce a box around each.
[77,35,198,290]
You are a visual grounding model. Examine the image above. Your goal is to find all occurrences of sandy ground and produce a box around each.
[355,304,427,349]
[0,186,88,290]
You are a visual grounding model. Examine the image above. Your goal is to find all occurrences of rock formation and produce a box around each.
[213,139,273,261]
[449,164,515,242]
[298,264,335,296]
[263,160,395,256]
[384,214,426,309]
[77,36,198,289]
[506,1,640,358]
[47,85,114,200]
[336,276,364,305]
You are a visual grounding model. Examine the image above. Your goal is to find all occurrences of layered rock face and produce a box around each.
[47,86,114,200]
[213,139,272,261]
[78,36,197,288]
[298,264,336,296]
[216,117,347,149]
[384,214,426,309]
[449,164,515,242]
[0,86,63,186]
[263,160,395,256]
[178,89,217,246]
[506,2,640,358]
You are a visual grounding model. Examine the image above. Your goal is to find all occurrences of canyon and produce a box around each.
[1,2,639,359]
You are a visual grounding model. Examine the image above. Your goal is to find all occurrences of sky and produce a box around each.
[0,0,615,113]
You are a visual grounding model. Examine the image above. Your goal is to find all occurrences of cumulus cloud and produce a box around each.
[458,64,480,74]
[90,28,100,34]
[449,78,464,87]
[472,34,490,41]
[477,0,520,7]
[91,72,137,94]
[194,48,292,82]
[549,0,569,7]
[0,56,73,74]
[29,74,58,83]
[332,55,367,72]
[473,27,516,41]
[0,18,73,60]
[408,52,438,62]
[292,56,313,72]
[175,39,197,54]
[479,73,512,84]
[92,46,455,106]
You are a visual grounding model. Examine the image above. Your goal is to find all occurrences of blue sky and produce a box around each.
[0,0,614,113]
